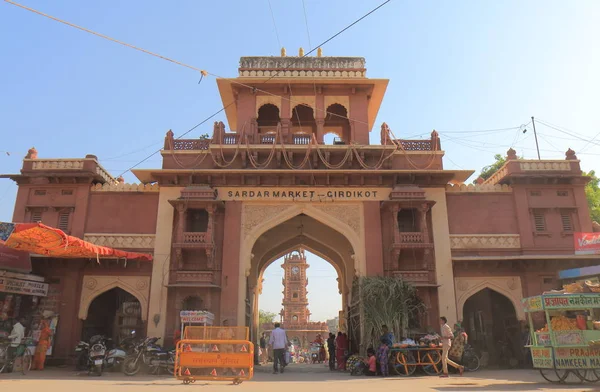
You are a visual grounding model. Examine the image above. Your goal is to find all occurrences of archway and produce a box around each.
[462,288,521,366]
[81,287,144,344]
[257,103,280,139]
[324,103,350,143]
[244,210,359,356]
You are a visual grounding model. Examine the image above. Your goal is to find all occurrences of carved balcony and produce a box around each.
[392,270,435,286]
[173,232,214,256]
[393,232,434,250]
[175,270,216,285]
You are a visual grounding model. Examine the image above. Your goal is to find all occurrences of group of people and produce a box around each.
[1,317,53,371]
[325,331,349,371]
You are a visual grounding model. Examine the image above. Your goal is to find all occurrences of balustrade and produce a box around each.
[260,134,276,144]
[183,232,208,243]
[223,133,239,145]
[399,232,424,243]
[293,134,311,145]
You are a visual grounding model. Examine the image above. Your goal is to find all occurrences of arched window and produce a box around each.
[324,103,350,143]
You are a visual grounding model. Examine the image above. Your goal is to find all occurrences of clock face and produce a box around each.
[291,266,300,274]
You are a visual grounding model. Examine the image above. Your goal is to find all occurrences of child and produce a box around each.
[376,338,389,377]
[364,348,377,376]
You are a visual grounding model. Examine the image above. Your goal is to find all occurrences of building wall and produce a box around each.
[447,193,518,234]
[85,193,159,233]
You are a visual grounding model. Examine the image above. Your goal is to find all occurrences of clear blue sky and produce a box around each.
[1,2,599,215]
[259,251,341,322]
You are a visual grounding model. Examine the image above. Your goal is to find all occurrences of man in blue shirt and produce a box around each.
[269,323,288,374]
[381,325,394,347]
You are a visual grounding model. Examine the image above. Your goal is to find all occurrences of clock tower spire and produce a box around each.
[281,249,310,325]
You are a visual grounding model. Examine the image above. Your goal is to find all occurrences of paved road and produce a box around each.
[0,364,597,391]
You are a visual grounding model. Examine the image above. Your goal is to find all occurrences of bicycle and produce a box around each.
[0,340,33,375]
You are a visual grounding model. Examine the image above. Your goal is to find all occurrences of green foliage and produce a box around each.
[358,276,425,349]
[199,133,210,140]
[258,310,277,334]
[583,170,600,223]
[474,154,506,184]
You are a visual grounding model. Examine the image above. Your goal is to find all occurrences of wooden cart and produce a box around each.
[390,346,443,376]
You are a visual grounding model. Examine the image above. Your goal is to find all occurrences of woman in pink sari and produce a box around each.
[335,332,348,370]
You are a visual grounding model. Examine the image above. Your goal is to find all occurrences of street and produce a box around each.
[0,365,597,392]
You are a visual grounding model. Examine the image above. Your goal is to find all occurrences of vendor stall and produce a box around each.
[523,289,600,384]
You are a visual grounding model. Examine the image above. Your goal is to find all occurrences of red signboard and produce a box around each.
[574,232,600,255]
[0,243,31,272]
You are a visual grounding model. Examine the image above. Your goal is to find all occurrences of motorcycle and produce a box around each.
[105,333,138,371]
[122,337,175,376]
[74,340,90,371]
[88,335,107,376]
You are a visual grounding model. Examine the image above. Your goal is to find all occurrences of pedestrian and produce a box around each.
[376,338,389,377]
[439,316,464,378]
[327,333,336,370]
[269,322,288,374]
[335,332,347,370]
[259,332,267,364]
[32,319,53,370]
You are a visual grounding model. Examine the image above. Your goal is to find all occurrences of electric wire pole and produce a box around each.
[531,116,541,160]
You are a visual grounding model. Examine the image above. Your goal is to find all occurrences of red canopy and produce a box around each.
[0,222,152,261]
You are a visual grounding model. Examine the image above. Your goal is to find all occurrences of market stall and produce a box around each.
[523,286,600,384]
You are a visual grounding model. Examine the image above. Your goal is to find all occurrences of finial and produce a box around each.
[506,148,518,160]
[565,148,577,160]
[25,147,38,159]
[317,47,322,57]
[299,47,304,57]
[166,129,174,138]
[117,176,125,183]
[281,47,286,57]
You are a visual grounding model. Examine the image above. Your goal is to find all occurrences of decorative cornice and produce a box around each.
[83,233,155,249]
[31,159,84,170]
[450,234,521,249]
[91,183,159,192]
[519,161,571,171]
[446,183,512,193]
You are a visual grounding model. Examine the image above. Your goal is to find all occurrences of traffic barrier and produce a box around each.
[183,326,249,340]
[175,338,254,385]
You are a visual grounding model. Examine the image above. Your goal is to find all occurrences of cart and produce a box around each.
[390,346,443,376]
[523,292,600,384]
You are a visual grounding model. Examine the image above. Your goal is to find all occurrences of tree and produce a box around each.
[584,170,600,223]
[258,310,278,334]
[473,154,506,184]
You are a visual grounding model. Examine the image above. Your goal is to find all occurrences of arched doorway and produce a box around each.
[324,103,350,142]
[291,104,316,142]
[257,103,280,141]
[81,288,144,343]
[462,288,520,366]
[246,211,358,354]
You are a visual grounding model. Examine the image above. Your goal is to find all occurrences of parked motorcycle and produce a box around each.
[122,337,175,376]
[74,340,90,371]
[105,334,139,371]
[88,335,107,376]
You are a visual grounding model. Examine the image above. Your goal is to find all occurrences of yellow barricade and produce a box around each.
[183,326,249,341]
[175,339,254,385]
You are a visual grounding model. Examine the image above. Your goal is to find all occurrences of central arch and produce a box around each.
[239,203,364,347]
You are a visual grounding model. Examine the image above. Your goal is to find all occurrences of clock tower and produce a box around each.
[281,249,310,325]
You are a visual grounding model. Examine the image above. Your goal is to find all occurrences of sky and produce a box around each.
[1,1,600,312]
[259,250,341,322]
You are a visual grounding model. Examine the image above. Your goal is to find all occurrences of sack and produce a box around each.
[285,351,291,364]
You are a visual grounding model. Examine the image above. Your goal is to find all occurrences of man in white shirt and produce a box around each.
[268,322,288,374]
[439,316,464,378]
[7,318,26,364]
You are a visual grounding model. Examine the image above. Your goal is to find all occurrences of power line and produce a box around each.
[536,119,600,149]
[301,0,313,50]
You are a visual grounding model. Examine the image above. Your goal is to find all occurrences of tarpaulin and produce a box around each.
[0,222,152,261]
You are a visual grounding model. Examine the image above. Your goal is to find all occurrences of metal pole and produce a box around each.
[531,116,541,160]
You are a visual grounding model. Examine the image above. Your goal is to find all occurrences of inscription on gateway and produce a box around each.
[216,187,390,202]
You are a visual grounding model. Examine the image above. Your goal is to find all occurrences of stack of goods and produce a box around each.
[536,316,578,332]
[585,280,600,293]
[563,282,584,293]
[419,333,441,347]
[393,338,417,348]
[345,355,362,372]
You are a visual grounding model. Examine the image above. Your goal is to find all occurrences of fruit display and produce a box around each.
[536,315,578,332]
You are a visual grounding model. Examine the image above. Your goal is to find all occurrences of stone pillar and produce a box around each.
[176,204,186,242]
[419,203,430,243]
[220,201,242,326]
[281,118,292,144]
[316,119,325,144]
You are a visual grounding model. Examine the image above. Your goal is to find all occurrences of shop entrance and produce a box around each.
[81,288,143,344]
[463,288,521,367]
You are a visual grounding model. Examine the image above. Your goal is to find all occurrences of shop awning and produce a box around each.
[0,222,152,261]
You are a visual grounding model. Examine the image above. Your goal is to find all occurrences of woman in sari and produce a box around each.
[32,320,52,370]
[335,332,347,370]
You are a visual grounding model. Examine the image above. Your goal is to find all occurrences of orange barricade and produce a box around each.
[175,338,254,385]
[183,326,249,341]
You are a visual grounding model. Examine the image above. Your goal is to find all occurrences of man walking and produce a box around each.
[327,333,336,371]
[439,316,464,378]
[269,322,288,374]
[259,332,267,365]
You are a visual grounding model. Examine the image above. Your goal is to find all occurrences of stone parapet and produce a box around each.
[446,183,512,193]
[91,183,159,192]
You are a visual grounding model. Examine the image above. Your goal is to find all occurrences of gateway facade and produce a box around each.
[2,52,597,361]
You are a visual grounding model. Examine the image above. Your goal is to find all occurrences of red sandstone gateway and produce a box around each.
[0,51,597,365]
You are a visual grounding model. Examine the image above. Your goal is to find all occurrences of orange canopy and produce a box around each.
[0,222,152,261]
